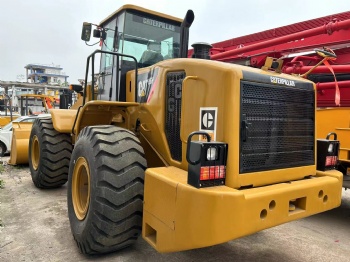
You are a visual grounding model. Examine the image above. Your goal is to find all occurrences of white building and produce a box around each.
[24,63,69,85]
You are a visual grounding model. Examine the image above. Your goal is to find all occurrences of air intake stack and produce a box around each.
[191,42,212,59]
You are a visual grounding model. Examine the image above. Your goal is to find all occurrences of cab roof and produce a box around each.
[99,4,183,26]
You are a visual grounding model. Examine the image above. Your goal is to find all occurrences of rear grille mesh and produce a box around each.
[240,81,315,173]
[165,71,185,162]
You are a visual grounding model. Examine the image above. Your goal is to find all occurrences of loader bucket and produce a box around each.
[8,122,33,165]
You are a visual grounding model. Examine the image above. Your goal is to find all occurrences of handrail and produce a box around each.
[83,49,138,105]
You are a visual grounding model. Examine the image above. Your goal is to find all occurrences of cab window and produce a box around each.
[121,12,181,66]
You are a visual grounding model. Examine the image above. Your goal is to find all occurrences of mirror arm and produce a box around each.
[113,26,119,50]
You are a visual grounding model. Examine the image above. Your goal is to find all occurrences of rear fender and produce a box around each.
[73,101,139,137]
[50,109,77,133]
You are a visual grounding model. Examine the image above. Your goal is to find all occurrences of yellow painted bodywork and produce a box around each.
[128,59,344,252]
[72,157,90,220]
[0,115,19,128]
[50,109,77,133]
[72,101,138,135]
[316,108,350,160]
[143,166,342,252]
[99,4,182,26]
[9,122,33,165]
[8,110,77,165]
[50,84,96,133]
[8,94,57,165]
[45,57,342,251]
[127,60,319,187]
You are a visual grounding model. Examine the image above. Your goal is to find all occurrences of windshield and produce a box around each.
[101,11,181,70]
[122,12,181,62]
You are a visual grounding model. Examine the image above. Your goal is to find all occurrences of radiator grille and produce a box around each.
[240,81,315,173]
[165,71,185,162]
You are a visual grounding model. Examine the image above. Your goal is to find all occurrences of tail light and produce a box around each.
[186,131,228,188]
[317,132,339,171]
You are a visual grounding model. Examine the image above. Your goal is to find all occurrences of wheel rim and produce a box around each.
[31,135,40,170]
[72,157,90,220]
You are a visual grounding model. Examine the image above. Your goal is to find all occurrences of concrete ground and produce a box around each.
[1,156,350,262]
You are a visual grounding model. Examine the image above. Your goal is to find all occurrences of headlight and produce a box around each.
[186,131,228,188]
[328,143,333,153]
[207,147,218,161]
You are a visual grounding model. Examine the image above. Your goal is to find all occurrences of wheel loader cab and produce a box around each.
[90,5,182,102]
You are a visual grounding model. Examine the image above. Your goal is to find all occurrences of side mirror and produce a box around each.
[70,84,84,94]
[81,22,92,41]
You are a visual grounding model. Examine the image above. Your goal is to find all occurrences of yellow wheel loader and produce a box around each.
[28,5,343,255]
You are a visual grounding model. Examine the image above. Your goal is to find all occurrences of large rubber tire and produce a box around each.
[29,117,73,188]
[0,142,6,157]
[67,125,147,255]
[337,161,348,176]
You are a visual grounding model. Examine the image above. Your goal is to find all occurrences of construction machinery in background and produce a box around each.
[0,93,20,127]
[194,10,350,100]
[0,93,57,128]
[0,115,39,156]
[28,4,342,255]
[0,92,62,163]
[7,94,55,165]
[0,80,72,127]
[198,11,350,189]
[0,112,20,128]
[19,94,56,114]
[9,93,71,165]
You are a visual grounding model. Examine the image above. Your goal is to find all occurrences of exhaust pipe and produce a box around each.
[179,10,195,58]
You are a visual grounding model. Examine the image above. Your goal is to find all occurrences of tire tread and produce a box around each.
[29,118,72,188]
[68,125,147,255]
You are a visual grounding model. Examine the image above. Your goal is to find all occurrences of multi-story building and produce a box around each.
[24,63,69,85]
[0,63,71,115]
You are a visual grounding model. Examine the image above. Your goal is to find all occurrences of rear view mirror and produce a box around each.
[81,22,92,41]
[69,84,84,94]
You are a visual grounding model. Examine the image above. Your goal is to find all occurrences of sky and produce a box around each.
[1,0,350,83]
